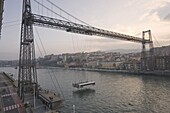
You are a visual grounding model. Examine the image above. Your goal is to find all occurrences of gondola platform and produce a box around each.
[72,81,95,88]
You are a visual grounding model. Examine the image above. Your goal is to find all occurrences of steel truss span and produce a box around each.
[31,14,152,44]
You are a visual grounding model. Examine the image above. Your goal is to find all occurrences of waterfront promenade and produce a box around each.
[69,67,170,76]
[0,72,26,113]
[0,72,60,113]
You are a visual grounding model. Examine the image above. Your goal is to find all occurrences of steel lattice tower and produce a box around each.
[18,0,38,102]
[141,30,153,71]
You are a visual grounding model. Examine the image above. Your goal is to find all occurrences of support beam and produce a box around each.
[31,14,152,44]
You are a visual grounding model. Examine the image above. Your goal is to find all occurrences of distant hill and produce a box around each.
[105,49,141,53]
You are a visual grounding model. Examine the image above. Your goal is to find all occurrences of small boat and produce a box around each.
[72,81,95,88]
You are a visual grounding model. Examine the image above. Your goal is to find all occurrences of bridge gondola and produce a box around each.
[72,81,95,88]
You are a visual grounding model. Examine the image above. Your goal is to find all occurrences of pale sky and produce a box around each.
[0,0,170,60]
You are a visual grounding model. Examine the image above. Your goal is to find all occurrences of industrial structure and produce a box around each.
[0,0,4,38]
[141,30,153,71]
[18,0,153,102]
[142,45,170,71]
[18,0,38,101]
[0,0,169,113]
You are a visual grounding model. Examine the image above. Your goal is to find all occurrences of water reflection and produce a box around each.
[141,75,170,113]
[73,88,95,98]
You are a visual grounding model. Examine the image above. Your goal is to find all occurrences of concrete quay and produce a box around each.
[0,72,26,113]
[0,72,60,113]
[69,68,170,76]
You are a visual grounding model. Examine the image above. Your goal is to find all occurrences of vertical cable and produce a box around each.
[42,0,43,15]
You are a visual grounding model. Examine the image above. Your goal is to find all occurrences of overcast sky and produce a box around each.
[0,0,170,60]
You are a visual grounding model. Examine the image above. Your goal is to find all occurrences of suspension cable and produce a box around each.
[47,0,91,26]
[152,34,160,47]
[35,30,59,94]
[34,0,71,22]
[35,28,47,55]
[35,39,43,56]
[35,27,65,99]
[134,32,141,36]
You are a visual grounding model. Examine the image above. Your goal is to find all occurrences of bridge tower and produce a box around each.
[141,30,153,71]
[0,0,5,39]
[18,0,38,102]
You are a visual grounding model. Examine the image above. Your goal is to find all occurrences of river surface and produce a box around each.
[1,67,170,113]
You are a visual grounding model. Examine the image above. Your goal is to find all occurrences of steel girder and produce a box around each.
[31,14,152,44]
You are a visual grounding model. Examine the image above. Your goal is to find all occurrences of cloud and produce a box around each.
[136,0,170,23]
[143,0,169,11]
[139,13,150,21]
[140,12,161,23]
[164,13,170,21]
[141,2,170,22]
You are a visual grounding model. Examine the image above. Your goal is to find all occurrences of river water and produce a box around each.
[1,67,170,113]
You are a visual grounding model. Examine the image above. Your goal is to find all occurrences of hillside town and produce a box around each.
[37,45,170,71]
[0,45,170,72]
[37,51,141,70]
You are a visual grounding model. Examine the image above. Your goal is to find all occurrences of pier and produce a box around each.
[39,89,62,110]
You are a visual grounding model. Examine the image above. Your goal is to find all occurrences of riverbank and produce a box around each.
[68,68,170,76]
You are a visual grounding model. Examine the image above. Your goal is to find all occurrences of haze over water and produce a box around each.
[1,67,170,113]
